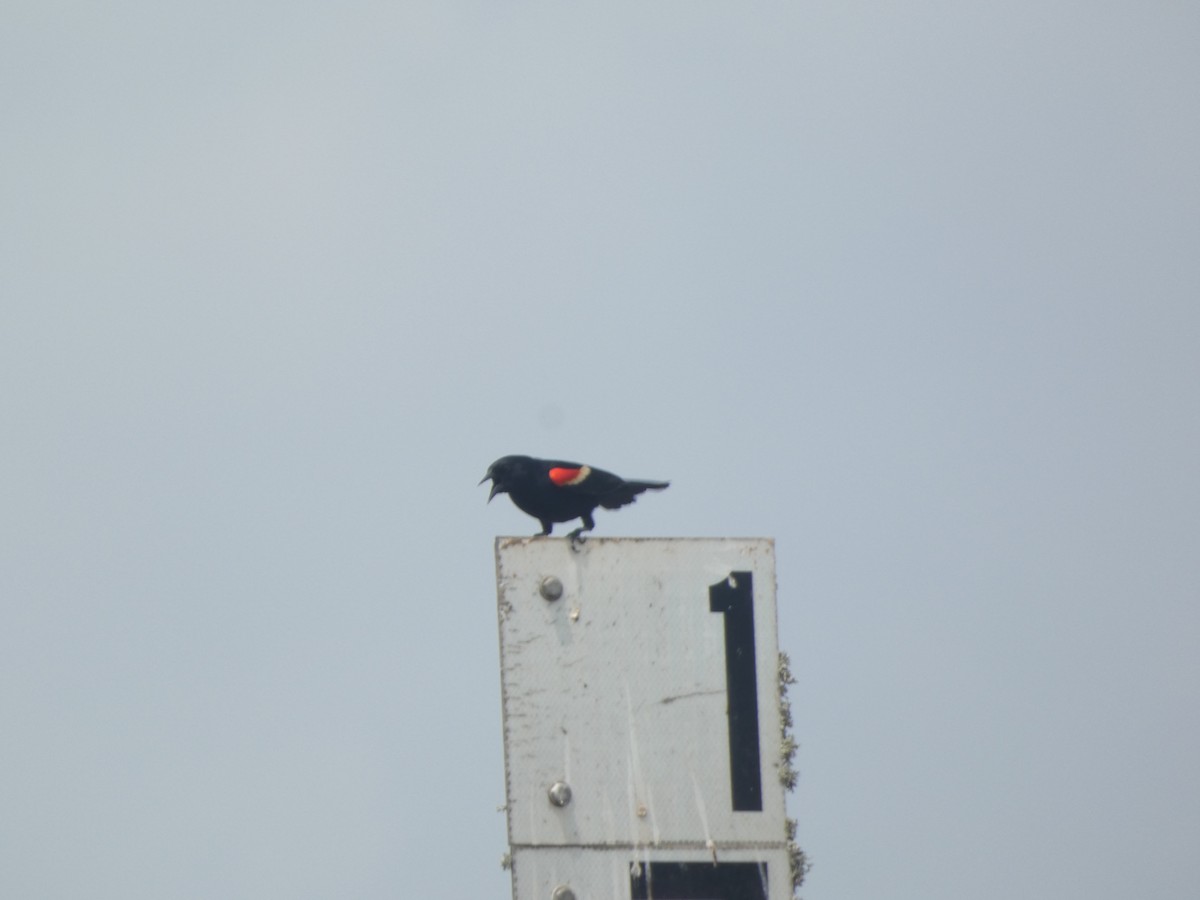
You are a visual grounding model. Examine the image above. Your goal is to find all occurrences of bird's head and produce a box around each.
[479,455,525,502]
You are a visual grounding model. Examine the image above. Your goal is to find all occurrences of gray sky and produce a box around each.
[2,3,1198,898]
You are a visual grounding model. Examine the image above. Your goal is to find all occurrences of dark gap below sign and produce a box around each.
[630,861,769,900]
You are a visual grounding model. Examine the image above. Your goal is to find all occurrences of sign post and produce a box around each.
[495,537,796,900]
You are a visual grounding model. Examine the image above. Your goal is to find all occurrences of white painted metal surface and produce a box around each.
[495,537,790,900]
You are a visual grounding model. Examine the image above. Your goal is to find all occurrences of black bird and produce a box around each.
[480,455,669,539]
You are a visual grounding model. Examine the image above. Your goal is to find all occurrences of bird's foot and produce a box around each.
[568,528,588,552]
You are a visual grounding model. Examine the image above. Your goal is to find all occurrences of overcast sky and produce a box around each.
[2,4,1198,899]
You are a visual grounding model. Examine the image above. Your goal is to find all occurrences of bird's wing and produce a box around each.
[541,460,669,507]
[543,462,625,496]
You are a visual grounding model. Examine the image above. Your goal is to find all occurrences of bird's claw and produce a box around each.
[568,530,588,552]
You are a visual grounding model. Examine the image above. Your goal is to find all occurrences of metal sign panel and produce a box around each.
[495,537,789,900]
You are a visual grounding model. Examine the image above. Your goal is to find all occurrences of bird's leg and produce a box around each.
[537,520,554,537]
[568,513,595,551]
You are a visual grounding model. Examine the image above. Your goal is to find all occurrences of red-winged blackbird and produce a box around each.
[480,455,669,539]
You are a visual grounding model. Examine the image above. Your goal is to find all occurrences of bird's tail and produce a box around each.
[630,480,670,492]
[599,480,669,509]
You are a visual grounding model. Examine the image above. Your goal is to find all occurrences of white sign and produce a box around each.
[495,537,790,900]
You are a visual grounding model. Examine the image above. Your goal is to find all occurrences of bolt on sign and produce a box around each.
[495,537,792,900]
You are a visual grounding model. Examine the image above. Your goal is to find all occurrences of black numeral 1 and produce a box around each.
[709,571,762,812]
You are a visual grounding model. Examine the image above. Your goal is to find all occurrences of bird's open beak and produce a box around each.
[479,473,500,502]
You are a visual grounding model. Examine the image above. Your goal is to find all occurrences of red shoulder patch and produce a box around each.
[548,466,590,486]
